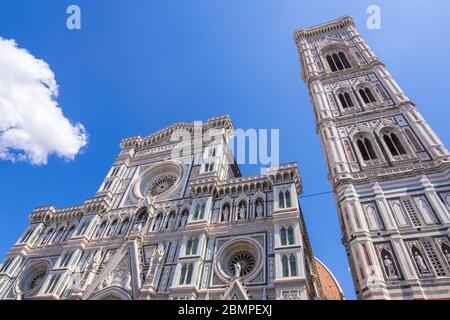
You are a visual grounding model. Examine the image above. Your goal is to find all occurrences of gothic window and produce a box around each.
[281,254,298,277]
[280,227,287,246]
[185,237,199,256]
[107,219,118,237]
[44,274,62,294]
[383,132,407,156]
[95,221,107,238]
[204,162,215,172]
[117,218,130,235]
[41,228,54,245]
[279,189,292,209]
[208,147,217,157]
[285,190,292,208]
[358,87,377,104]
[326,51,351,72]
[61,225,75,242]
[179,263,194,285]
[287,226,295,245]
[326,55,337,72]
[338,92,354,109]
[278,191,285,209]
[356,137,378,161]
[193,202,206,220]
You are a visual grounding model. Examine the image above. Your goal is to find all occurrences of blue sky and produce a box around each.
[1,0,450,299]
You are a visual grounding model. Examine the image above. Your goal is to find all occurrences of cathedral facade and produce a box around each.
[294,16,450,299]
[0,116,342,300]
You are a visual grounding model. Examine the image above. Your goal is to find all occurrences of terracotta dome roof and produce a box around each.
[314,257,345,300]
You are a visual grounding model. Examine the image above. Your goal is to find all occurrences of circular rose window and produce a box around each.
[227,251,256,277]
[18,262,49,297]
[147,174,177,197]
[215,238,263,282]
[133,162,182,200]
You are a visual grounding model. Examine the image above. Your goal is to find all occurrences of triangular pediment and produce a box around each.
[222,279,250,300]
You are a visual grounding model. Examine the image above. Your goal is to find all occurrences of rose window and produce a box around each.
[227,251,256,277]
[28,270,46,290]
[147,174,177,196]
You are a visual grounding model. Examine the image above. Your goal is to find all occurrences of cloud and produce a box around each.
[0,36,88,165]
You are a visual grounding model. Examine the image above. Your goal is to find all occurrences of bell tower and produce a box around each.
[294,16,450,299]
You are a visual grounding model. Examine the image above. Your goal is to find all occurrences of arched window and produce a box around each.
[357,138,378,161]
[359,88,377,104]
[107,220,118,237]
[332,53,344,70]
[180,263,194,285]
[193,203,201,220]
[339,52,351,69]
[285,190,292,208]
[338,92,354,109]
[282,255,289,277]
[326,55,337,72]
[279,191,285,209]
[185,237,199,256]
[289,254,298,276]
[383,132,407,156]
[280,227,287,246]
[186,264,194,284]
[326,51,351,72]
[287,226,295,245]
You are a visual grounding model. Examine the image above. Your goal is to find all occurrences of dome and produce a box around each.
[314,257,345,300]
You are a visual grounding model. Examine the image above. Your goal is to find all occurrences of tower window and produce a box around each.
[281,254,298,277]
[359,88,377,104]
[383,132,407,156]
[280,225,295,246]
[279,189,292,209]
[357,138,378,161]
[179,263,194,285]
[185,237,199,256]
[338,92,354,109]
[326,51,351,72]
[193,202,206,220]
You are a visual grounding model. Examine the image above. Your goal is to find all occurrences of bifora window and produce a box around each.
[326,51,351,72]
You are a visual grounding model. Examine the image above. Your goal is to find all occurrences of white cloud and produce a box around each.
[0,36,87,165]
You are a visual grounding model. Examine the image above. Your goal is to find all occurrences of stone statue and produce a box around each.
[234,262,242,278]
[414,251,428,274]
[180,214,187,227]
[153,216,162,231]
[222,206,229,222]
[256,202,264,218]
[167,215,175,229]
[239,204,246,220]
[383,255,396,277]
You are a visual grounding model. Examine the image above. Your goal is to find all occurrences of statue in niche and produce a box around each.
[153,215,162,231]
[383,254,396,278]
[179,213,187,227]
[239,203,246,220]
[234,262,242,278]
[256,200,264,218]
[222,206,229,222]
[167,214,175,229]
[413,251,429,274]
